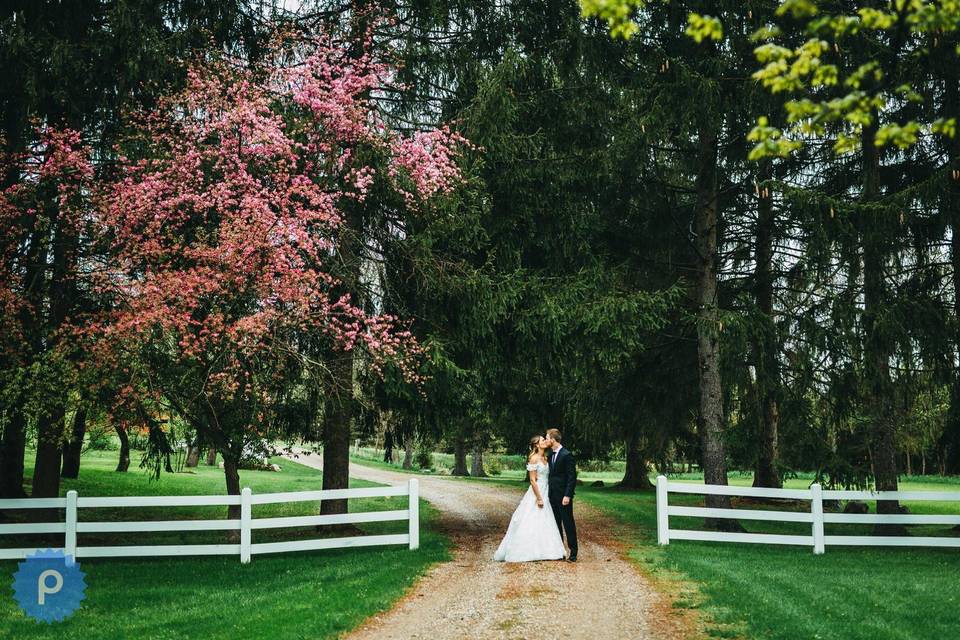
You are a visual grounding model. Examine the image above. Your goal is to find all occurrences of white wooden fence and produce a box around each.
[0,479,419,563]
[656,475,960,554]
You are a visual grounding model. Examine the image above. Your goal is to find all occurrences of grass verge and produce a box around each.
[580,477,960,640]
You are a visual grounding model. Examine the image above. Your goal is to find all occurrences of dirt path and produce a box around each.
[287,450,692,640]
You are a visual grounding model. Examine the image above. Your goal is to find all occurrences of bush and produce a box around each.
[485,455,503,476]
[500,454,528,471]
[580,458,624,473]
[128,429,150,450]
[415,449,433,470]
[86,428,117,451]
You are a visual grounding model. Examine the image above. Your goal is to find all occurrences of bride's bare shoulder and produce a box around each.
[527,453,543,464]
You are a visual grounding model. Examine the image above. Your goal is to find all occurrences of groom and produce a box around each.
[544,428,578,562]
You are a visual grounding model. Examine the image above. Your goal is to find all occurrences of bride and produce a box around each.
[493,435,566,562]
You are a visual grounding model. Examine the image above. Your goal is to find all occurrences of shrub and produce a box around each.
[416,449,433,470]
[86,428,117,451]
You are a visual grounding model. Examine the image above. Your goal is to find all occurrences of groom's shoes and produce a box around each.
[565,554,577,563]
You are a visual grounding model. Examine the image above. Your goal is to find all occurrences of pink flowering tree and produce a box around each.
[93,31,467,514]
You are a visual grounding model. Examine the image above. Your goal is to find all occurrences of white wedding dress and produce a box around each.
[493,460,566,562]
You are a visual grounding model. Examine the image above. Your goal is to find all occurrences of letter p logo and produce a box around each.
[13,549,87,623]
[38,569,64,605]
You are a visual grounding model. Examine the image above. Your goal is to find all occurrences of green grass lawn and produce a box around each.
[2,449,449,639]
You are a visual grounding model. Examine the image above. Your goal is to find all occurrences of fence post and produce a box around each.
[65,490,78,564]
[240,487,252,564]
[810,483,825,555]
[408,478,420,550]
[656,475,669,546]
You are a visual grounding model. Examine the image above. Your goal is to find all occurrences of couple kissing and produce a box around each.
[493,428,578,563]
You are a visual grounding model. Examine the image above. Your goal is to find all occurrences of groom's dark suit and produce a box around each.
[547,446,578,559]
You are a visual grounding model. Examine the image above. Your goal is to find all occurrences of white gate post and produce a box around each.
[656,475,670,546]
[408,478,420,550]
[65,490,78,564]
[810,483,825,555]
[240,487,252,564]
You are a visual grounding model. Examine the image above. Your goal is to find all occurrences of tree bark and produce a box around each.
[320,165,363,515]
[948,195,960,471]
[860,121,903,533]
[452,433,469,476]
[205,447,217,466]
[320,354,353,517]
[471,442,487,478]
[27,200,62,499]
[693,122,737,529]
[402,433,414,470]
[752,170,783,489]
[620,428,654,490]
[941,77,960,474]
[31,410,65,498]
[60,407,87,479]
[185,437,201,467]
[0,97,28,500]
[0,406,28,498]
[222,452,241,539]
[115,425,131,472]
[32,153,81,498]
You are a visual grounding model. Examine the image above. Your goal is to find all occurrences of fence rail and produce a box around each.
[655,475,960,554]
[0,479,419,563]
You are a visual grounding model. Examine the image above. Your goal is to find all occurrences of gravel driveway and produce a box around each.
[286,450,693,640]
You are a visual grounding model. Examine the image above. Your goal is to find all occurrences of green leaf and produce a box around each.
[686,13,724,43]
[776,0,819,19]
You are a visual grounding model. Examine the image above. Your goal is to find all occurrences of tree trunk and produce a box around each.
[60,407,87,479]
[33,158,80,498]
[185,439,201,467]
[402,433,414,470]
[471,442,487,478]
[115,425,131,472]
[620,428,654,490]
[320,356,353,517]
[452,433,469,476]
[31,411,65,498]
[0,110,28,500]
[860,121,904,533]
[205,447,217,466]
[320,171,362,516]
[0,406,28,498]
[222,453,241,538]
[942,78,960,474]
[752,170,783,489]
[693,122,737,529]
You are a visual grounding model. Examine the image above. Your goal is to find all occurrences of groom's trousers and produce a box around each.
[550,496,578,556]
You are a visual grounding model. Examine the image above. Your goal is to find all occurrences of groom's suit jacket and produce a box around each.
[548,447,577,499]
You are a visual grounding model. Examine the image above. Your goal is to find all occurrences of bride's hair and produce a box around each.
[528,435,544,462]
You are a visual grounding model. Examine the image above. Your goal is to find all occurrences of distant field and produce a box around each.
[351,445,626,483]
